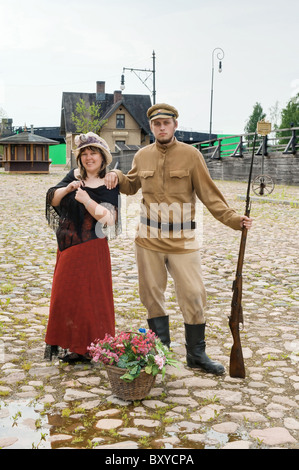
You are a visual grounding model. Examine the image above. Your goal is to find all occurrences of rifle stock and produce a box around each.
[229,231,247,378]
[229,133,257,378]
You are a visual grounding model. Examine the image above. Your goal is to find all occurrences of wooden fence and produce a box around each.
[194,127,299,160]
[194,127,299,186]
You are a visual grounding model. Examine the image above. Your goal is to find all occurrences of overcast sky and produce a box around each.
[0,0,298,136]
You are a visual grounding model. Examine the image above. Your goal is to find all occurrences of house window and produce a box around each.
[116,114,125,129]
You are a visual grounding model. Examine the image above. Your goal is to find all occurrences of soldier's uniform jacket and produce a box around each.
[114,137,241,253]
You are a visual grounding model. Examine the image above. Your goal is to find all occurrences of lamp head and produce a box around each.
[120,74,125,90]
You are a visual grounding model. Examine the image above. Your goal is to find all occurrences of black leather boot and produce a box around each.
[44,344,59,361]
[185,323,225,375]
[147,315,171,348]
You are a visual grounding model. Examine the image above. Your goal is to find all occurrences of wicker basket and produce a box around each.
[105,365,156,401]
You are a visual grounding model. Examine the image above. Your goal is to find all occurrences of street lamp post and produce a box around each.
[209,47,224,142]
[120,51,156,104]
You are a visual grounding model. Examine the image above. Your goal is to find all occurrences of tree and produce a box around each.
[0,107,8,136]
[244,102,266,138]
[278,93,299,146]
[0,107,7,119]
[0,108,8,156]
[279,93,299,129]
[71,99,107,134]
[268,101,281,131]
[267,101,281,145]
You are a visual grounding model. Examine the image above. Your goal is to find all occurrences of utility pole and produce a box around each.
[120,51,156,104]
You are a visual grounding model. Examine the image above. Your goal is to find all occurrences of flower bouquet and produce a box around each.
[88,328,178,400]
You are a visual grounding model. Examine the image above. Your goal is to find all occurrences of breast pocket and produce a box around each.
[169,169,190,194]
[139,170,155,193]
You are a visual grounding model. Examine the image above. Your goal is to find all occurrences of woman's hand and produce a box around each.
[75,187,90,205]
[74,187,116,226]
[66,180,84,193]
[51,180,84,207]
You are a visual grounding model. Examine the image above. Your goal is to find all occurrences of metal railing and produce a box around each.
[194,127,299,160]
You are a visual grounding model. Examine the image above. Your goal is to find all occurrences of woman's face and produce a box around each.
[80,147,104,174]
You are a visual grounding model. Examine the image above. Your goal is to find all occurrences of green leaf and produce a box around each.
[130,365,139,376]
[145,365,152,375]
[151,365,159,376]
[117,356,129,369]
[120,373,135,382]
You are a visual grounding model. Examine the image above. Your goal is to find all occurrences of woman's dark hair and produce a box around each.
[76,145,107,180]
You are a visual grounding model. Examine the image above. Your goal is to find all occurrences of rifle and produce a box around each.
[229,132,257,378]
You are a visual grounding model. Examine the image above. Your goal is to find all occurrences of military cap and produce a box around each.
[147,103,179,121]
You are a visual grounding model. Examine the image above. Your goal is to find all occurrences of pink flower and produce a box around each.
[154,355,165,370]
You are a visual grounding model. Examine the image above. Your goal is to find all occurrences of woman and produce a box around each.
[44,132,120,363]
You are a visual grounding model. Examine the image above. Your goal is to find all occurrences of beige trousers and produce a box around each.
[135,244,207,324]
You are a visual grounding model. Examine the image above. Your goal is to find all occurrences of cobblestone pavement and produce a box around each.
[0,166,298,450]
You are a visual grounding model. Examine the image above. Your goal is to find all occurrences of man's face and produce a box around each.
[150,118,178,145]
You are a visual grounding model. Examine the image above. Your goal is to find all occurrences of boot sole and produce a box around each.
[187,359,225,376]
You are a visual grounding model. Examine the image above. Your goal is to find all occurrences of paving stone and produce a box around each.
[166,396,199,407]
[79,399,101,409]
[222,440,252,449]
[175,420,201,432]
[284,417,299,430]
[95,418,123,430]
[212,421,240,434]
[4,372,26,384]
[184,433,206,443]
[0,437,19,448]
[191,405,225,422]
[193,389,242,405]
[142,399,170,409]
[95,440,139,449]
[48,434,73,443]
[250,427,297,446]
[133,418,160,428]
[0,169,298,449]
[63,388,98,401]
[153,436,181,446]
[227,411,268,423]
[95,408,121,418]
[119,427,150,437]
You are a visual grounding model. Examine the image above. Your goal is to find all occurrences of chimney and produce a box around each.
[96,81,106,101]
[96,81,105,93]
[114,90,122,104]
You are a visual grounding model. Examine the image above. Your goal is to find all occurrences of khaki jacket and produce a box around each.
[114,138,241,253]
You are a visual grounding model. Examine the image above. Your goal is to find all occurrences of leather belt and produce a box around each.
[140,216,196,231]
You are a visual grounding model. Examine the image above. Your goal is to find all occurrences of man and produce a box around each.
[105,103,252,375]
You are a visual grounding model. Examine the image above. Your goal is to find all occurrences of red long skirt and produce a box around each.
[45,238,115,355]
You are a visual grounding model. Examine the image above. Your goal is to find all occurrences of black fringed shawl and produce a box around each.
[46,169,121,251]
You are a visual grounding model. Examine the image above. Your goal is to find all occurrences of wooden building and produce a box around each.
[0,129,59,173]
